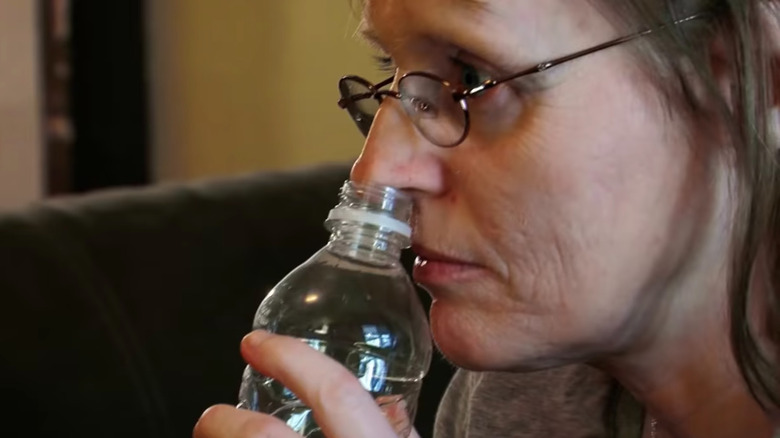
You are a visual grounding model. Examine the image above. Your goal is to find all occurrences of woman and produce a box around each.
[194,0,780,437]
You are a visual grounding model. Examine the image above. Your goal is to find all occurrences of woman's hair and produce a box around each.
[593,0,780,409]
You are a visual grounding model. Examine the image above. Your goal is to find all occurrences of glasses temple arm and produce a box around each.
[467,12,710,97]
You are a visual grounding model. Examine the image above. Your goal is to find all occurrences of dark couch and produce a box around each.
[0,163,454,438]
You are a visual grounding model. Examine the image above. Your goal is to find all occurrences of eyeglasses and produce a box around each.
[338,12,707,147]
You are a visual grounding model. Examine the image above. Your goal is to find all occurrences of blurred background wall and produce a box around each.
[0,1,43,208]
[0,1,384,208]
[146,0,380,183]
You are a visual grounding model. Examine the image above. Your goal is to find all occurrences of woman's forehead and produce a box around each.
[362,0,596,29]
[361,0,611,67]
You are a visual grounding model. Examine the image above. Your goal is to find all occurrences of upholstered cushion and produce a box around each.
[0,163,452,438]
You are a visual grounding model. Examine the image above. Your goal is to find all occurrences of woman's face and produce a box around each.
[351,0,716,370]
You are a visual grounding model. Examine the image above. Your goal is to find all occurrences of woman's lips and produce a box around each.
[411,245,485,285]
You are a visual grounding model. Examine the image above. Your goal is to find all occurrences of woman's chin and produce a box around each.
[428,300,508,371]
[432,336,489,371]
[429,299,568,372]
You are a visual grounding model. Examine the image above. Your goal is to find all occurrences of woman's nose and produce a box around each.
[350,99,446,194]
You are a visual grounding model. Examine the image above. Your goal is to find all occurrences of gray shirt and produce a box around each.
[433,365,619,438]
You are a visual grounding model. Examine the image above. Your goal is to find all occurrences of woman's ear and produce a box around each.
[760,2,780,146]
[706,3,780,146]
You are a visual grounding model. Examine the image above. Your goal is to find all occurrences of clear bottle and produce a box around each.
[237,181,432,438]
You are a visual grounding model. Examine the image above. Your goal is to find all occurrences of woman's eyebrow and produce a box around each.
[355,27,390,56]
[456,0,489,11]
[354,17,387,50]
[357,26,380,46]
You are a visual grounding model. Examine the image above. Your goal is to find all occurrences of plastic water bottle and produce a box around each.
[237,180,432,438]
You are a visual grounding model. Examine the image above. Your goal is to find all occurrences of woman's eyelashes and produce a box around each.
[370,53,493,89]
[373,55,396,73]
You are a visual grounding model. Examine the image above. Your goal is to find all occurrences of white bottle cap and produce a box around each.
[326,207,412,238]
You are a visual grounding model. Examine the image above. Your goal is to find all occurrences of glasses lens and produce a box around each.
[339,78,380,136]
[398,74,466,147]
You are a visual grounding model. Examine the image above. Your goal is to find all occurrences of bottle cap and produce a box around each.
[326,206,412,238]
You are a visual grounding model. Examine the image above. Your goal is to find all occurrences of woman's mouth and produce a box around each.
[411,245,485,285]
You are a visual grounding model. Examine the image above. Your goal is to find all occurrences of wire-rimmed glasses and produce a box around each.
[337,12,708,147]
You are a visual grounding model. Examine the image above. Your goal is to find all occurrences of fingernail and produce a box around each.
[243,329,271,347]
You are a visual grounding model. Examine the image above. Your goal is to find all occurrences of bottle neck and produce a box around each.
[325,222,404,267]
[323,180,413,267]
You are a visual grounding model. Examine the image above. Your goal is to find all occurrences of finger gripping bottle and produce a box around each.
[238,180,432,438]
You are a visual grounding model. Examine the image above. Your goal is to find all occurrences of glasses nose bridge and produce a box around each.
[374,88,401,104]
[371,92,415,138]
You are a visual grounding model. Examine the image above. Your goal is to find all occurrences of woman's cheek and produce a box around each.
[467,86,532,139]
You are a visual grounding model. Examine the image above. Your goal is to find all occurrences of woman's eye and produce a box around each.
[457,61,491,89]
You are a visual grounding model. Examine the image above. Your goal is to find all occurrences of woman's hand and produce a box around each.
[193,330,419,438]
